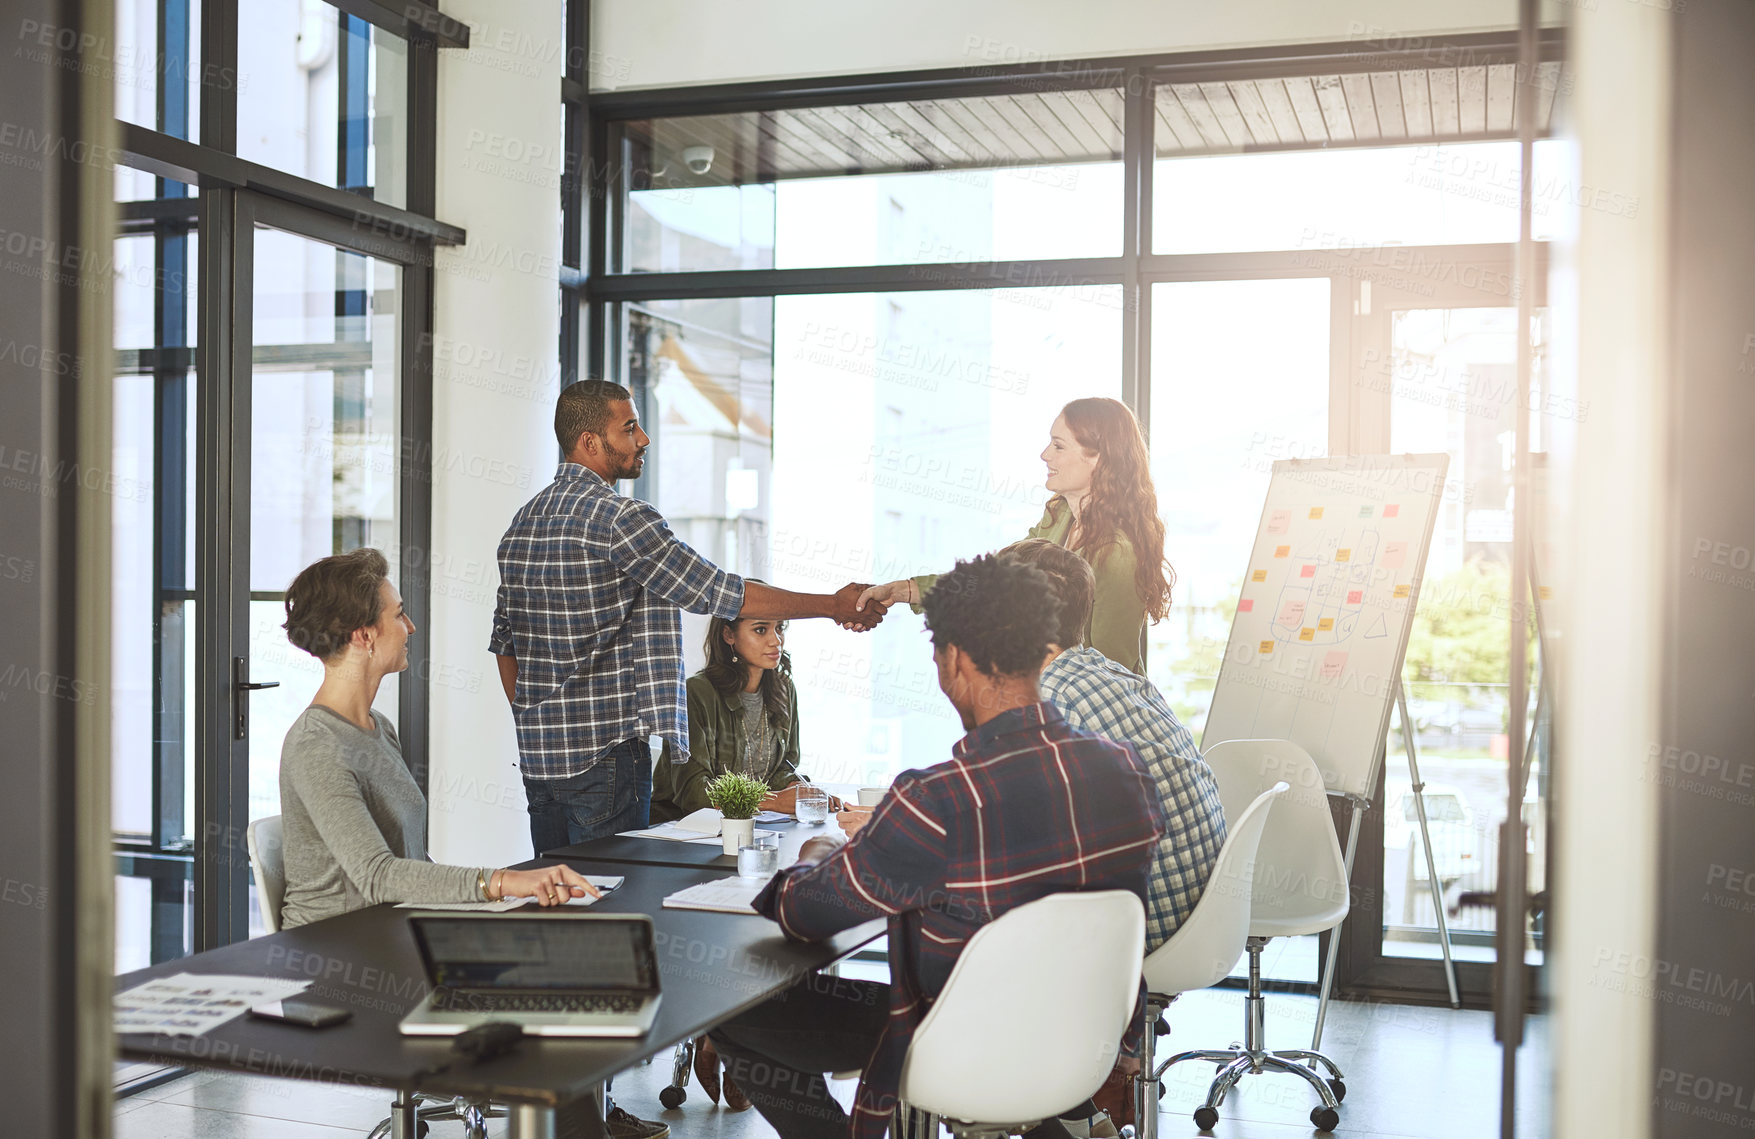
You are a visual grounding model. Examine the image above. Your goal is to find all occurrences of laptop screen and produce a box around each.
[413,917,658,992]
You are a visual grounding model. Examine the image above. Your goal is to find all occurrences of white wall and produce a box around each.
[591,0,1519,90]
[428,0,565,867]
[1552,2,1668,1137]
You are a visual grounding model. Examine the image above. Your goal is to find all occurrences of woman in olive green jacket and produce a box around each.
[858,397,1175,674]
[652,611,813,823]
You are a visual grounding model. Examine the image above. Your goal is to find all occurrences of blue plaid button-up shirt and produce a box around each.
[489,463,744,778]
[1040,647,1227,951]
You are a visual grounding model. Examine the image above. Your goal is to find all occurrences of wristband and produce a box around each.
[476,868,488,902]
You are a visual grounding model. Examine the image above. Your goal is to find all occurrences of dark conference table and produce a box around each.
[115,858,882,1139]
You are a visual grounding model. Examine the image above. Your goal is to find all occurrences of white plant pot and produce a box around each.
[721,817,755,855]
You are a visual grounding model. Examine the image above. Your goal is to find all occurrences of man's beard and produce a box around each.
[603,438,644,480]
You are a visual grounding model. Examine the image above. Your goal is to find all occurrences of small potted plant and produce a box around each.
[705,772,769,855]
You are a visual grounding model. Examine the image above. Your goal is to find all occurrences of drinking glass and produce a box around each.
[795,785,830,825]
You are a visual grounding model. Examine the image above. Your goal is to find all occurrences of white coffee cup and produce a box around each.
[857,786,888,807]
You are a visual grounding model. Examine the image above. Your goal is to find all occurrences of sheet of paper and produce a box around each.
[661,877,767,914]
[676,807,723,834]
[115,973,311,1037]
[753,810,792,824]
[395,876,625,911]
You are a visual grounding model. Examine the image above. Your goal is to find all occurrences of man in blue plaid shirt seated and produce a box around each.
[1005,537,1228,954]
[491,380,887,859]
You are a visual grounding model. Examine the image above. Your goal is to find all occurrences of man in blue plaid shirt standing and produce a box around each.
[491,380,887,860]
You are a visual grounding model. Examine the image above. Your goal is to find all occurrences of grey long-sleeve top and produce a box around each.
[277,705,484,928]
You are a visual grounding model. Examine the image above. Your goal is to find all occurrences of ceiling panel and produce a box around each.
[623,59,1568,187]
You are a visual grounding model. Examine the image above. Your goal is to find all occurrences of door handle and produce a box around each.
[233,656,280,740]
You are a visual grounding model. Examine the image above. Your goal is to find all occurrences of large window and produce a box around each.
[111,0,461,975]
[571,28,1564,1010]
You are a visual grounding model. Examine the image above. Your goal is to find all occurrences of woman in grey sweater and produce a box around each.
[277,548,596,928]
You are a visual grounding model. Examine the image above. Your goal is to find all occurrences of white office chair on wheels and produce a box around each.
[1156,741,1350,1133]
[246,816,506,1139]
[895,890,1146,1139]
[1131,783,1286,1139]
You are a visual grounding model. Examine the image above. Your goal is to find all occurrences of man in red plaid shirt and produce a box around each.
[713,553,1165,1139]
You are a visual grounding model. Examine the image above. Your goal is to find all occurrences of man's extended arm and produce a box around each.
[496,654,517,706]
[741,581,887,630]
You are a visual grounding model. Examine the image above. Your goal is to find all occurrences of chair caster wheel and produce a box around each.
[1193,1105,1219,1130]
[1328,1078,1346,1103]
[1311,1106,1340,1131]
[659,1086,687,1110]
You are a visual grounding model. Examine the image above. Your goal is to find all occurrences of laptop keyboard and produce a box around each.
[432,990,643,1015]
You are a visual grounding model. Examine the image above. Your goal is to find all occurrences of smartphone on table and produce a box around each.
[249,997,353,1028]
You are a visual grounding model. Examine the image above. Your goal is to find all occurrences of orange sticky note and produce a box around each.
[1300,565,1316,578]
[1539,586,1553,600]
[1299,628,1315,642]
[1259,641,1274,654]
[1384,504,1400,518]
[1318,618,1334,631]
[1393,583,1411,599]
[1274,546,1290,558]
[1336,548,1351,562]
[1252,569,1268,582]
[1309,507,1324,519]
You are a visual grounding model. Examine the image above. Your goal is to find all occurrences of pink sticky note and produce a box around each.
[1383,504,1400,518]
[1383,541,1407,569]
[1267,509,1292,535]
[1237,599,1254,613]
[1300,564,1316,578]
[1346,589,1363,605]
[1321,651,1348,680]
[1278,599,1306,626]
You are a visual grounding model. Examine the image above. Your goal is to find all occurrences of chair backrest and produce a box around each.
[1202,740,1349,936]
[899,890,1145,1124]
[1141,782,1287,997]
[247,816,286,934]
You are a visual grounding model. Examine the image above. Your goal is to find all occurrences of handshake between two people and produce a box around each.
[832,578,924,631]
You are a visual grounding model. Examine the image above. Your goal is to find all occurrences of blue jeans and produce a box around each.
[524,738,652,857]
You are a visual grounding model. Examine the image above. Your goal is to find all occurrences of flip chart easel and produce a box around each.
[1201,454,1459,1045]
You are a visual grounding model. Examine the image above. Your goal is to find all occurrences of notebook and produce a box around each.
[661,877,768,914]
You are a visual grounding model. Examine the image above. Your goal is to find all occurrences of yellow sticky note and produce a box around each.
[1539,586,1553,600]
[1309,507,1324,520]
[1274,545,1290,558]
[1299,628,1315,642]
[1393,584,1411,599]
[1336,548,1351,562]
[1318,618,1334,631]
[1259,641,1274,654]
[1251,569,1268,583]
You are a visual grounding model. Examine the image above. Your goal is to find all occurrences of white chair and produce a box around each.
[1133,782,1287,1139]
[897,890,1147,1138]
[1160,740,1350,1133]
[246,816,286,933]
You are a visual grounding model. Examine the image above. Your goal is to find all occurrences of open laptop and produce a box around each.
[399,912,662,1037]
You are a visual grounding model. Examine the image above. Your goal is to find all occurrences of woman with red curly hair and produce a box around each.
[859,397,1174,673]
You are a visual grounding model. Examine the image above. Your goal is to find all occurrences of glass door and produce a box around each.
[1340,273,1550,1006]
[234,197,405,937]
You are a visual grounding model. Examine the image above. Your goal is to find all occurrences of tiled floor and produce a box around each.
[115,989,1548,1139]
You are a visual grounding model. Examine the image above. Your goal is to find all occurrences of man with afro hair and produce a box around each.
[709,553,1164,1139]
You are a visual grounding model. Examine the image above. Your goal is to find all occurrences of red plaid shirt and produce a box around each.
[752,701,1164,1139]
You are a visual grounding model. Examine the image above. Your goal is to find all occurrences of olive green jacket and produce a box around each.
[912,498,1147,674]
[652,672,802,823]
